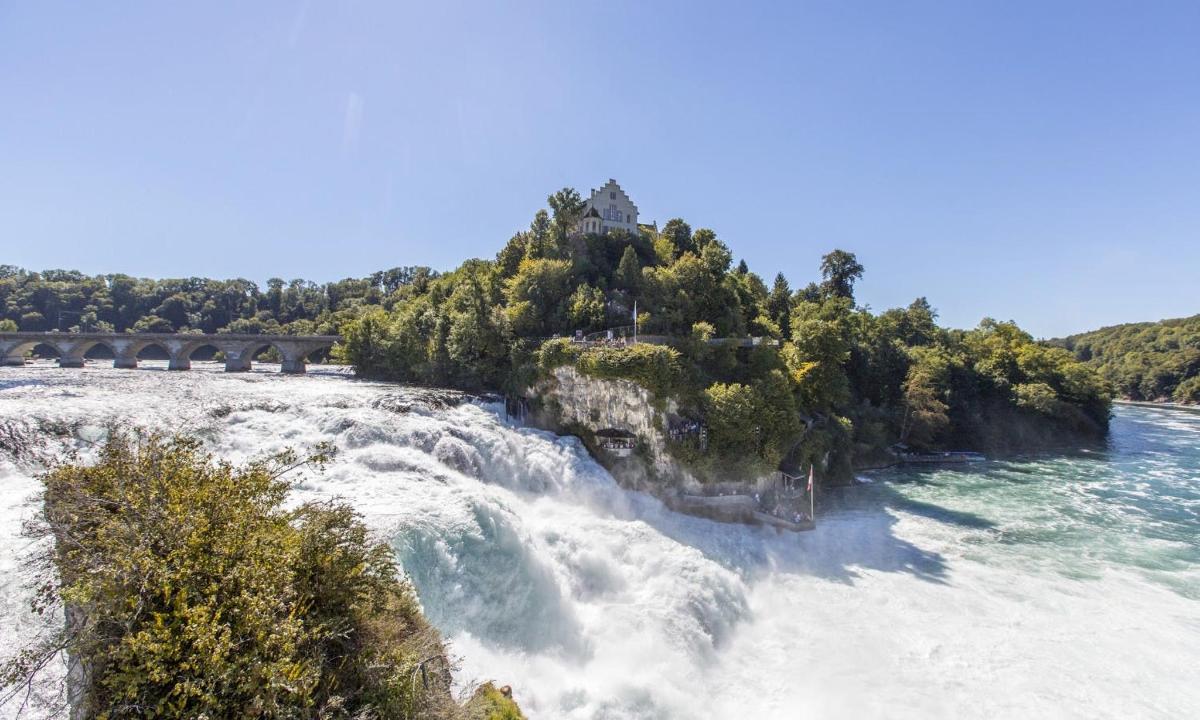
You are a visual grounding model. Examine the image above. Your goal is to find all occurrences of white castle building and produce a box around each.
[576,179,644,236]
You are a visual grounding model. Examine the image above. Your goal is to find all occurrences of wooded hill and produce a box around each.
[1054,315,1200,404]
[338,187,1112,481]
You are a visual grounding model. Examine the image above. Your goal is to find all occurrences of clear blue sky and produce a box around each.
[2,1,1197,337]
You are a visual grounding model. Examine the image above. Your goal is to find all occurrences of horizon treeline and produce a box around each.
[0,264,438,336]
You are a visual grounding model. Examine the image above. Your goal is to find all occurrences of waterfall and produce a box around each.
[2,363,1199,719]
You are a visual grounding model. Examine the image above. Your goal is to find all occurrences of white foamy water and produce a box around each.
[1,362,1198,718]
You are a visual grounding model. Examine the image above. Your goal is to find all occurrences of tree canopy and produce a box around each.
[0,264,436,336]
[1054,314,1200,404]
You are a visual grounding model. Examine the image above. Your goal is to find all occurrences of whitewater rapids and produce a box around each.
[1,362,1198,719]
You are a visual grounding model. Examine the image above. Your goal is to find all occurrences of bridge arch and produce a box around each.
[1,339,50,363]
[127,340,172,369]
[82,339,118,360]
[183,342,223,363]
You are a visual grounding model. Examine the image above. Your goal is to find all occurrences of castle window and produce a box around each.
[610,191,615,199]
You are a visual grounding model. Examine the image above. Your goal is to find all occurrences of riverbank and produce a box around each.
[1115,398,1200,412]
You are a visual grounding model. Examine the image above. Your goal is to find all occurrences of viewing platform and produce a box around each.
[670,471,816,532]
[572,325,779,348]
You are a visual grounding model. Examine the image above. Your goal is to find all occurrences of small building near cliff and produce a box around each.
[575,179,643,236]
[595,428,637,458]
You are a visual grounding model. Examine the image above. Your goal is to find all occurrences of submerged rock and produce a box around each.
[371,388,471,414]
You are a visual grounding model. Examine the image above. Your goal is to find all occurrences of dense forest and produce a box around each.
[0,264,436,335]
[338,188,1112,481]
[1054,315,1200,404]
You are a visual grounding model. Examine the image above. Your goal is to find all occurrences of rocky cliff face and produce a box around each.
[532,366,784,495]
[531,366,697,489]
[529,367,813,529]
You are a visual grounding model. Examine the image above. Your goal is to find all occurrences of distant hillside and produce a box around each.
[1053,315,1200,404]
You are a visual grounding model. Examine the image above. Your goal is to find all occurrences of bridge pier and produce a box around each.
[281,357,307,374]
[220,342,254,372]
[111,340,138,369]
[56,340,89,369]
[279,340,325,375]
[1,339,30,366]
[224,356,252,372]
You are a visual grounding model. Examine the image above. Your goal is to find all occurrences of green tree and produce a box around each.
[700,239,732,276]
[819,249,864,300]
[527,209,554,259]
[496,232,529,277]
[503,258,574,336]
[703,382,761,460]
[614,245,642,294]
[335,307,394,374]
[1174,375,1200,403]
[660,218,694,258]
[785,297,854,411]
[692,228,716,252]
[444,261,511,389]
[568,284,606,331]
[767,273,792,341]
[547,188,584,254]
[901,346,954,447]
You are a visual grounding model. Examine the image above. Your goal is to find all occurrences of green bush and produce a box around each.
[335,306,395,376]
[464,682,526,720]
[535,337,582,375]
[700,373,802,477]
[535,339,686,399]
[3,433,462,719]
[575,343,685,398]
[1173,375,1200,404]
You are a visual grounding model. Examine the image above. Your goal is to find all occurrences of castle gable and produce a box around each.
[577,179,641,236]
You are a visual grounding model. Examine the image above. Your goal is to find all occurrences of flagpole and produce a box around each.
[809,464,815,522]
[633,301,638,344]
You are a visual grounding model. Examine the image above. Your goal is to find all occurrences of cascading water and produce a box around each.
[2,362,1199,719]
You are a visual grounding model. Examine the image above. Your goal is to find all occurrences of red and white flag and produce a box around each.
[807,465,814,494]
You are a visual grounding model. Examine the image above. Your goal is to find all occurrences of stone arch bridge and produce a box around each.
[0,332,341,374]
